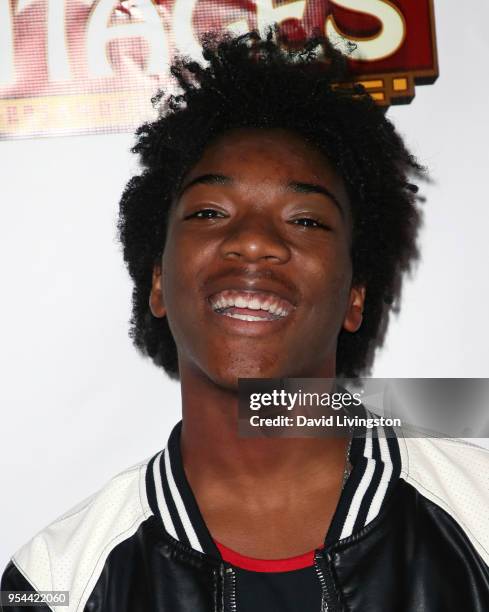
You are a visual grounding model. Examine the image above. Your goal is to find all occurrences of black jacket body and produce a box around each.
[2,420,489,611]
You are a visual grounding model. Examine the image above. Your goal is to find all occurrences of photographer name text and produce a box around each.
[249,414,402,430]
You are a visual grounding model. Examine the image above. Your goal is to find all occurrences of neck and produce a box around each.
[178,363,349,493]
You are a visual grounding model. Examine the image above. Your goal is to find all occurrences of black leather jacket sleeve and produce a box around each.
[1,561,50,611]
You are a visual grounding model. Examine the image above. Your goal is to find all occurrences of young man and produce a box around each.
[2,29,489,612]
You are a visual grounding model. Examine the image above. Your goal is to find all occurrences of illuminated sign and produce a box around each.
[0,0,439,139]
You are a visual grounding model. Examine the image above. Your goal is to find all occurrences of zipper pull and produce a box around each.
[221,565,237,612]
[314,550,341,612]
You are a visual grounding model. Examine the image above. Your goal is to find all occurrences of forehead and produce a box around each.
[183,127,345,189]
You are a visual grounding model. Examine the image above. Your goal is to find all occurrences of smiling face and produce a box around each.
[149,127,365,389]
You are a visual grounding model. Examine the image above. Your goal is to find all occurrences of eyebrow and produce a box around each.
[176,174,232,198]
[177,173,344,216]
[286,181,344,217]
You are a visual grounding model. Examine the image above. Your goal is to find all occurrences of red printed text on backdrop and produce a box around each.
[0,0,438,139]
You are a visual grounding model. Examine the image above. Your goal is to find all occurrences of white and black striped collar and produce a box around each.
[145,414,401,558]
[145,421,220,557]
[325,417,401,544]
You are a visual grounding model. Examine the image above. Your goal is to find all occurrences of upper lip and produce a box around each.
[204,274,299,312]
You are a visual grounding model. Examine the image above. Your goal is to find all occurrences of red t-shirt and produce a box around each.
[214,539,324,611]
[215,539,321,571]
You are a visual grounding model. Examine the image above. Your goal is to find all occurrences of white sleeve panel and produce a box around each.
[398,436,489,566]
[11,458,153,612]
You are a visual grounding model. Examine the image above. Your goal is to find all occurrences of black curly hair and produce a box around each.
[117,26,423,380]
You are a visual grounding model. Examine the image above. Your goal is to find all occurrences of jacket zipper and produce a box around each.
[223,565,237,612]
[314,550,340,612]
[221,554,337,612]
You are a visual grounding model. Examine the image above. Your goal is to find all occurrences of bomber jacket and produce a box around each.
[2,417,489,612]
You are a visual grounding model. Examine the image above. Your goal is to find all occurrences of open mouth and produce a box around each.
[208,289,295,322]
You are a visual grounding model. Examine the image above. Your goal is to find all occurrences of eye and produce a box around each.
[290,217,329,230]
[184,208,226,220]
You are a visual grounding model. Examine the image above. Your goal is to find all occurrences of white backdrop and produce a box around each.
[1,3,489,567]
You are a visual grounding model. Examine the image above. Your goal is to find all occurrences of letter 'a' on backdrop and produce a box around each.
[0,0,438,139]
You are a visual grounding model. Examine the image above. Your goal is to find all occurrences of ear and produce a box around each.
[149,263,166,318]
[342,285,366,333]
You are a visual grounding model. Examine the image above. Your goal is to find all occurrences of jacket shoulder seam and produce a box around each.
[9,557,55,612]
[138,460,153,520]
[405,473,489,562]
[76,513,151,611]
[75,460,153,610]
[398,435,489,564]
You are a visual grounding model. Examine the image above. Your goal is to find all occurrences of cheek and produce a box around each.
[160,232,212,333]
[301,252,353,327]
[160,234,190,326]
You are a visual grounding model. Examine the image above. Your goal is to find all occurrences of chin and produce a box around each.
[205,353,302,390]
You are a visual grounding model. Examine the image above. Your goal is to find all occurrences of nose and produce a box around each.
[219,215,291,264]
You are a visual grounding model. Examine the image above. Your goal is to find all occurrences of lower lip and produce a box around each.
[207,303,293,335]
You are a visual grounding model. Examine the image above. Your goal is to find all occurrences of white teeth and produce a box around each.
[268,303,279,315]
[235,296,247,308]
[210,292,292,318]
[224,313,267,321]
[218,299,276,312]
